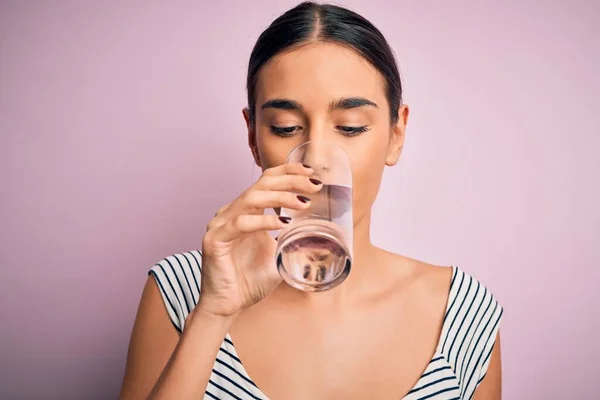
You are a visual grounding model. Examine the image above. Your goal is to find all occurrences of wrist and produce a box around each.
[190,301,239,327]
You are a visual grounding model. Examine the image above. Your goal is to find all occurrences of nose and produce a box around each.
[286,138,352,186]
[300,140,334,174]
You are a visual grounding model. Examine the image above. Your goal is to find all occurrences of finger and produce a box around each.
[243,190,313,211]
[215,202,232,216]
[219,174,322,220]
[261,162,313,177]
[255,173,323,193]
[206,202,234,231]
[212,214,292,243]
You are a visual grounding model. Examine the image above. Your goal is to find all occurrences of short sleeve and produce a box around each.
[442,267,504,398]
[476,299,504,385]
[148,250,202,333]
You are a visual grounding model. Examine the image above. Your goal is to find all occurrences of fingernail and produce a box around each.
[279,216,291,224]
[297,195,311,203]
[303,163,311,169]
[309,178,322,185]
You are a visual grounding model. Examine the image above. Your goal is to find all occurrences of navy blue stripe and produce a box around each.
[220,346,242,364]
[464,305,502,395]
[181,252,201,295]
[175,253,200,304]
[224,337,234,346]
[212,369,261,399]
[420,365,452,379]
[148,270,177,318]
[215,358,258,388]
[482,340,496,367]
[460,300,497,390]
[154,263,190,315]
[209,379,243,400]
[148,270,182,333]
[482,348,495,371]
[213,369,261,400]
[459,291,494,386]
[430,355,445,363]
[156,263,191,315]
[448,280,480,364]
[408,376,456,394]
[441,271,465,354]
[454,286,487,372]
[165,257,194,314]
[477,372,487,384]
[449,266,458,290]
[417,385,460,400]
[190,250,203,273]
[205,390,219,399]
[170,254,195,299]
[185,250,203,275]
[442,274,472,353]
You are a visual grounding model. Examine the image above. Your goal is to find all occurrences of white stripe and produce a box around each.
[456,289,492,384]
[149,266,183,331]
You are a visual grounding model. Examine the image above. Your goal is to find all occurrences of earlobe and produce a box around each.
[243,108,262,168]
[385,104,409,166]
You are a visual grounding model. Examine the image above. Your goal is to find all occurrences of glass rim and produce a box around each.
[285,140,350,164]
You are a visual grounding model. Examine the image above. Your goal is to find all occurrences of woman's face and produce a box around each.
[245,42,408,226]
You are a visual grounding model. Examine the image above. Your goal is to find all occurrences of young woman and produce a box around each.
[120,2,503,399]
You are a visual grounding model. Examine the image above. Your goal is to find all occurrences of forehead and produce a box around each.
[256,42,387,106]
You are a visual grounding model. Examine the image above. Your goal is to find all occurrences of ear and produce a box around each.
[243,107,262,168]
[385,104,409,166]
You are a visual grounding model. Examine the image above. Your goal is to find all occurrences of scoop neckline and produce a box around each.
[222,265,460,399]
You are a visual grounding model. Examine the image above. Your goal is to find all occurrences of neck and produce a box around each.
[345,209,378,290]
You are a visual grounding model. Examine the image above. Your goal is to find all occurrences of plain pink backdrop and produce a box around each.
[1,0,599,398]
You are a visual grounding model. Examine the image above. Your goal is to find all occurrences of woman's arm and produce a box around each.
[119,277,234,400]
[473,332,503,400]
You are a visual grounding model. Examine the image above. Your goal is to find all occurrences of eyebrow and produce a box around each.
[260,97,378,113]
[330,97,378,110]
[261,99,304,112]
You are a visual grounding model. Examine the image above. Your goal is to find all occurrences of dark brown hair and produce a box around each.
[246,1,402,125]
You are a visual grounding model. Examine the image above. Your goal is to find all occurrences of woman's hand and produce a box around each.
[197,163,322,318]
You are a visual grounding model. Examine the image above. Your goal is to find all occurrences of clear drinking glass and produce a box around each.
[275,141,353,292]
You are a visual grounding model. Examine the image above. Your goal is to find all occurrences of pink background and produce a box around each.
[2,1,599,398]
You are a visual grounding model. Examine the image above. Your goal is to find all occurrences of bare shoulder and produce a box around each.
[408,258,454,315]
[413,258,453,291]
[375,250,454,313]
[380,250,453,296]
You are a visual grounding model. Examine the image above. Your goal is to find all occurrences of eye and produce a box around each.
[336,125,369,137]
[270,125,301,137]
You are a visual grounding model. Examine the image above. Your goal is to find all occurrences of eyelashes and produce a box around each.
[337,125,369,136]
[269,125,370,137]
[270,126,298,136]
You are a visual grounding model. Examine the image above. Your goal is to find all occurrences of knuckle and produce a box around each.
[207,216,224,231]
[206,219,216,232]
[232,215,244,230]
[262,166,277,176]
[215,203,230,216]
[256,175,272,188]
[289,191,301,203]
[243,190,257,204]
[239,189,250,201]
[278,192,289,203]
[202,232,214,247]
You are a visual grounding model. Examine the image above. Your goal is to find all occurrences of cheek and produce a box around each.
[256,132,294,169]
[350,147,387,211]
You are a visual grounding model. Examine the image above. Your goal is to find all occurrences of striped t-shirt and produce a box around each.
[149,251,503,400]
